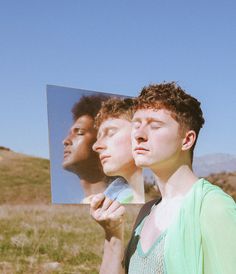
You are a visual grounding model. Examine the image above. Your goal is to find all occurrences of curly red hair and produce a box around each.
[95,97,134,129]
[135,82,205,156]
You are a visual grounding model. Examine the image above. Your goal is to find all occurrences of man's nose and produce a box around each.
[63,134,72,146]
[93,136,106,152]
[133,126,148,143]
[92,139,101,152]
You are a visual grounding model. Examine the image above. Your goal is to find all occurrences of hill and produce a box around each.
[0,147,51,204]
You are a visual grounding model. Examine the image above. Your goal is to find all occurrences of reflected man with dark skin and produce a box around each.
[63,95,109,203]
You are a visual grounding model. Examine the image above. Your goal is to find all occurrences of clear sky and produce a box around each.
[0,0,235,159]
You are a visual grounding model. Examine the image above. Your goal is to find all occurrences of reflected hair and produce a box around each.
[95,97,134,129]
[72,95,110,122]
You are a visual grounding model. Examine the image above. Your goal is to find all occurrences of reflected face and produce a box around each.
[131,109,183,170]
[93,118,135,177]
[62,115,98,173]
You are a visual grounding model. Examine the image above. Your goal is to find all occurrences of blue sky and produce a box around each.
[0,1,236,159]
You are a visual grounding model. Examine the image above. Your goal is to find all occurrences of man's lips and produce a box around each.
[134,147,149,153]
[63,151,71,159]
[99,155,111,163]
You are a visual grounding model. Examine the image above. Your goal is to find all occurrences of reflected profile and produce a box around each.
[62,95,109,203]
[93,98,145,203]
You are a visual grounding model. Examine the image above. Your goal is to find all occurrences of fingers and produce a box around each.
[109,205,125,221]
[98,200,125,222]
[92,196,114,221]
[101,196,113,211]
[103,200,122,217]
[90,193,126,234]
[90,193,105,210]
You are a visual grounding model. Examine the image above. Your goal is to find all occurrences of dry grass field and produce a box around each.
[0,148,142,273]
[0,204,141,274]
[0,147,235,273]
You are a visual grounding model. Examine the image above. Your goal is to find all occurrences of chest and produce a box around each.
[140,202,182,252]
[128,215,167,274]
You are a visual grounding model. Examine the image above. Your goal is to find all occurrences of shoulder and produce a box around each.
[200,179,235,209]
[199,179,236,227]
[194,178,235,205]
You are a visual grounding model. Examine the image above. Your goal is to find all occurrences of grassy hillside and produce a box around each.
[0,204,141,274]
[0,148,51,204]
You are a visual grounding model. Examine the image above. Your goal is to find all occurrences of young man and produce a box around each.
[93,97,145,203]
[63,95,109,203]
[90,82,236,273]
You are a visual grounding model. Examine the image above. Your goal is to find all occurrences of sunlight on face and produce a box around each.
[63,115,98,172]
[93,118,136,176]
[131,109,183,170]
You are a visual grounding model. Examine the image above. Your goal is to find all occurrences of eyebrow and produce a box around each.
[132,117,165,124]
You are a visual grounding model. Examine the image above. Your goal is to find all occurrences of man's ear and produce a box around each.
[182,130,196,151]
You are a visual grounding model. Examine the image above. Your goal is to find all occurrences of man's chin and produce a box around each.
[103,167,117,177]
[62,160,74,171]
[134,159,150,168]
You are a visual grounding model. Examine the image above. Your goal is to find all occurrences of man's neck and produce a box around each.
[153,164,198,200]
[80,178,108,197]
[123,168,145,203]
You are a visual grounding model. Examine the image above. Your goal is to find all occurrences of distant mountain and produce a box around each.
[193,153,236,176]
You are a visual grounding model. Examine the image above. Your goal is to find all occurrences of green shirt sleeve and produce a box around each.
[200,191,236,274]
